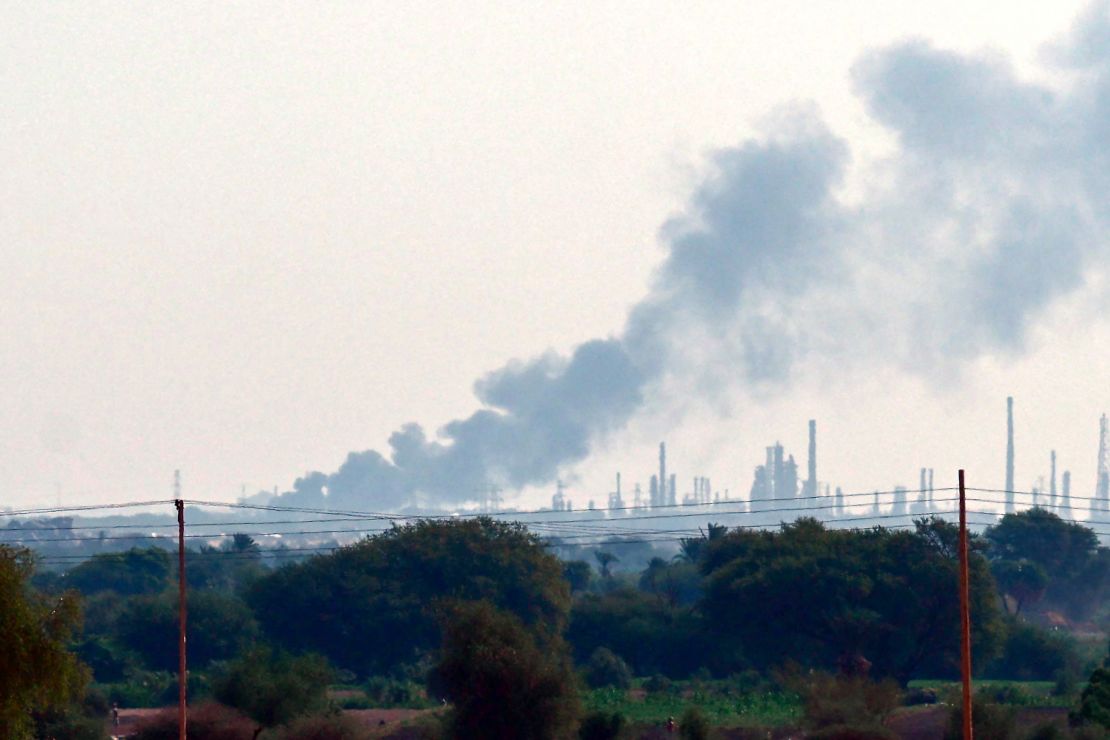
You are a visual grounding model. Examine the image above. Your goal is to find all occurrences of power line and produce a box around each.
[2,496,969,545]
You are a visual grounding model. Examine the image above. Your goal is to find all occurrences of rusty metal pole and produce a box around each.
[176,499,187,740]
[958,470,973,740]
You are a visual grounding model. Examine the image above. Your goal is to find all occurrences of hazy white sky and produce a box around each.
[3,1,1107,511]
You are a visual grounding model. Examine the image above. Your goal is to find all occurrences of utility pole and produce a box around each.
[175,498,187,740]
[958,470,973,740]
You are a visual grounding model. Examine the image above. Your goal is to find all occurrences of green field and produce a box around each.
[906,679,1079,708]
[583,685,802,727]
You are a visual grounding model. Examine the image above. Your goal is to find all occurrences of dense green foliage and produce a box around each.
[583,647,632,689]
[985,508,1109,621]
[116,590,259,671]
[6,509,1110,738]
[248,518,570,676]
[63,547,172,596]
[700,517,1005,682]
[569,587,721,677]
[429,600,580,740]
[0,546,88,739]
[212,647,333,729]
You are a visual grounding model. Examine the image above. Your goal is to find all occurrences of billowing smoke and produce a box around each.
[275,5,1110,510]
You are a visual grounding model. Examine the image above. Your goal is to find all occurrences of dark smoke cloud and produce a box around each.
[274,4,1110,510]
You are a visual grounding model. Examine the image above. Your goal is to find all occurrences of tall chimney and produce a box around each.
[806,420,817,498]
[659,442,667,509]
[1006,396,1015,513]
[1062,470,1072,519]
[1050,450,1057,508]
[1095,415,1109,518]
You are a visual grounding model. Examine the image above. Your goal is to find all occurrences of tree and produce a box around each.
[700,518,1004,683]
[984,509,1105,619]
[677,523,728,564]
[568,587,724,678]
[583,647,632,689]
[991,559,1048,616]
[63,546,171,596]
[248,518,570,676]
[115,590,259,671]
[0,546,87,739]
[212,647,333,736]
[1077,664,1110,729]
[429,601,579,740]
[563,560,593,593]
[594,551,618,579]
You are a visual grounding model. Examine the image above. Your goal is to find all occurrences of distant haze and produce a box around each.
[3,2,1108,511]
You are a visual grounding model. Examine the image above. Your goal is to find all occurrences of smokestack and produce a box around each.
[1050,450,1057,508]
[1006,397,1015,513]
[1095,415,1109,518]
[806,419,817,498]
[1062,470,1072,519]
[659,442,667,509]
[773,443,785,500]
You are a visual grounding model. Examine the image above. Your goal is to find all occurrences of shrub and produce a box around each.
[794,673,901,730]
[429,600,580,740]
[584,648,633,690]
[1025,723,1066,740]
[986,619,1079,681]
[1076,666,1110,729]
[364,676,427,708]
[980,684,1034,706]
[943,698,1015,740]
[101,671,177,707]
[129,702,256,740]
[212,647,333,729]
[579,711,624,740]
[644,674,672,694]
[679,706,710,740]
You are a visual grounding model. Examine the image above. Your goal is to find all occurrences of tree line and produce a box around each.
[2,508,1109,738]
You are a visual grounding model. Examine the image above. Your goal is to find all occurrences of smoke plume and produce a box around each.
[276,5,1110,510]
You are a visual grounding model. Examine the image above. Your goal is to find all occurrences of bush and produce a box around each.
[679,706,710,740]
[986,619,1079,681]
[1076,666,1110,729]
[579,711,624,740]
[943,698,1015,740]
[977,684,1035,706]
[643,674,672,694]
[364,676,427,708]
[794,673,900,730]
[584,648,633,690]
[100,671,177,707]
[1025,723,1067,740]
[212,647,333,729]
[429,600,580,740]
[130,702,257,740]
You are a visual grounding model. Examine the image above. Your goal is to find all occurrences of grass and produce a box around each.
[906,679,1079,707]
[583,684,802,727]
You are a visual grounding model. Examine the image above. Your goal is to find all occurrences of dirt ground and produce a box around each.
[884,705,1070,740]
[108,706,437,738]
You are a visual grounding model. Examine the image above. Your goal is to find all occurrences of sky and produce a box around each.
[3,1,1109,513]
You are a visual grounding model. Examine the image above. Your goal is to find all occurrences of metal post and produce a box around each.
[176,499,187,740]
[958,471,973,740]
